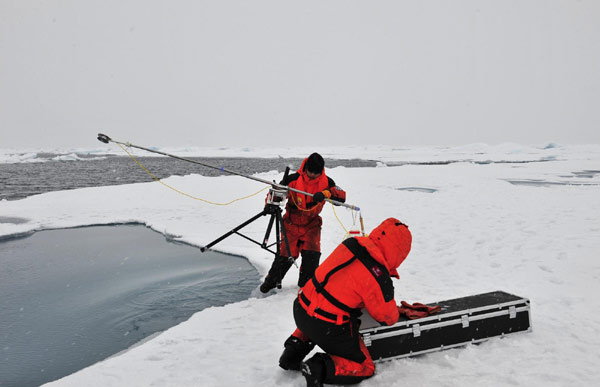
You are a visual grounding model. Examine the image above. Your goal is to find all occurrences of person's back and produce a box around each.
[298,238,396,326]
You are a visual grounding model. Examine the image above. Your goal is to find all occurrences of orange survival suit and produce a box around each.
[259,153,346,293]
[278,218,412,386]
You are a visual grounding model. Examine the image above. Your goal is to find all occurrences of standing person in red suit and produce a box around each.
[259,153,346,293]
[277,218,413,387]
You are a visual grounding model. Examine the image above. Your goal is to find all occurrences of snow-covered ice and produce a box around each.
[1,144,599,386]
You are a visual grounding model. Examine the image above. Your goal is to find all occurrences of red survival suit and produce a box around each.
[260,156,346,292]
[278,218,412,386]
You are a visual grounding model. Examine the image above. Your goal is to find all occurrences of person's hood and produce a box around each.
[298,158,308,176]
[356,218,412,278]
[297,157,326,185]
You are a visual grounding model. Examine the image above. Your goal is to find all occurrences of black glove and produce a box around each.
[312,190,330,203]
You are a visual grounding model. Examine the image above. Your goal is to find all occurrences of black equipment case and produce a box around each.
[359,290,531,361]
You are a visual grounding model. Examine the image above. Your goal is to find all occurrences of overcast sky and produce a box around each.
[1,0,599,149]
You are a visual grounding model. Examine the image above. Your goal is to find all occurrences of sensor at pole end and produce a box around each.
[97,133,111,144]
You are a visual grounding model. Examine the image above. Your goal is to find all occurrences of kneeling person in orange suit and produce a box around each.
[278,218,413,387]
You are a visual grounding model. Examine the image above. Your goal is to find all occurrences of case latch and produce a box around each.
[363,333,372,347]
[509,306,517,319]
[461,314,470,328]
[412,324,421,337]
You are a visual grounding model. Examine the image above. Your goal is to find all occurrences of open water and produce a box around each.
[0,154,376,201]
[0,225,259,387]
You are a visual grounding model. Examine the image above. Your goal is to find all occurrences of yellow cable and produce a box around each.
[330,203,349,235]
[117,143,268,205]
[331,204,369,240]
[289,191,320,213]
[287,182,361,237]
[118,142,363,234]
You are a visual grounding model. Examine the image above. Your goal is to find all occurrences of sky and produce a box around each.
[1,0,599,149]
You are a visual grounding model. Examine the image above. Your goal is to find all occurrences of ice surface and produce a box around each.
[1,144,599,386]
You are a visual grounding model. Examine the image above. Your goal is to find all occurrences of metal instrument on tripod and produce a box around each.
[199,168,294,259]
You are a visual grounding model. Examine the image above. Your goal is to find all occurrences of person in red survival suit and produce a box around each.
[259,153,346,293]
[278,218,412,387]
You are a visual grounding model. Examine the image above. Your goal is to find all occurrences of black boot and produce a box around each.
[298,251,321,287]
[301,355,326,387]
[279,336,315,371]
[259,276,277,293]
[260,254,293,293]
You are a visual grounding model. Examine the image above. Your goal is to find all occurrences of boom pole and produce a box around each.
[97,133,360,211]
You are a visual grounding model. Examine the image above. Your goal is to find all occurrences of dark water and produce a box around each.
[0,225,259,387]
[0,155,376,201]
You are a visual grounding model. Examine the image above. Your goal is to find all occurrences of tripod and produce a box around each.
[200,202,292,259]
[201,167,294,262]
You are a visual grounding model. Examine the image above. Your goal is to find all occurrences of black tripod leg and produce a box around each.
[277,210,293,258]
[273,215,283,289]
[201,210,266,252]
[272,210,294,289]
[262,213,277,248]
[260,211,294,293]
